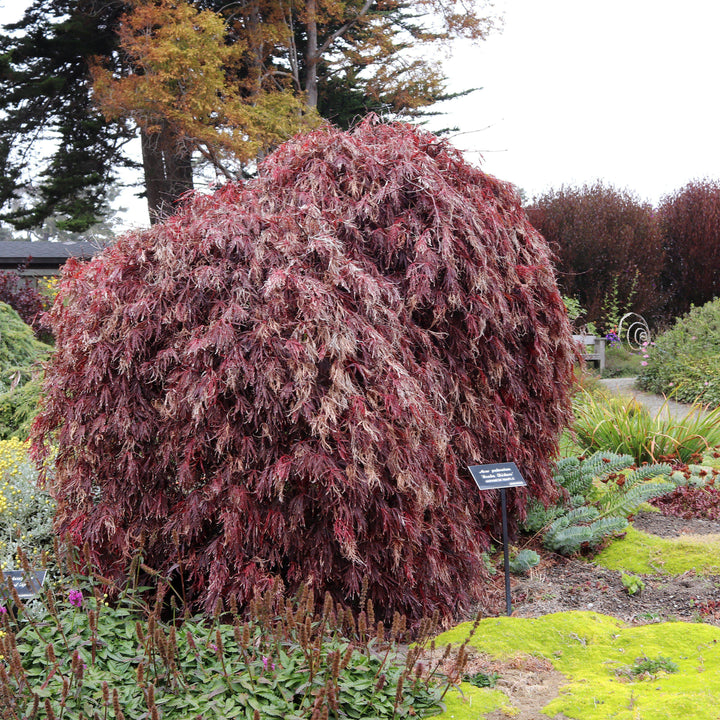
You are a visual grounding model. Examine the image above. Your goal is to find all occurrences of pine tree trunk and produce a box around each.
[246,0,262,96]
[305,0,318,108]
[140,123,194,224]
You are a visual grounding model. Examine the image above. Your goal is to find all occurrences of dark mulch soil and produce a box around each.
[632,509,720,537]
[479,511,720,626]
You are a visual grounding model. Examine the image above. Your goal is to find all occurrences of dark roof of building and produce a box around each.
[0,240,106,268]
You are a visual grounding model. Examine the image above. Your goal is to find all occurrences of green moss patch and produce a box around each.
[594,525,720,575]
[441,683,511,718]
[434,611,720,719]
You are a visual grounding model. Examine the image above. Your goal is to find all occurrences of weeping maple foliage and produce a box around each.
[32,120,575,621]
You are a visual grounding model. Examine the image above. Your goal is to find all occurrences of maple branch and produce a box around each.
[261,69,295,82]
[316,0,375,58]
[195,143,235,181]
[260,68,296,92]
[286,6,301,91]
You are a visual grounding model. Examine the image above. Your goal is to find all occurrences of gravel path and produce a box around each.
[598,376,708,420]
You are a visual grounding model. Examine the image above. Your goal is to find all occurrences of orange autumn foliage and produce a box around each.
[91,0,318,177]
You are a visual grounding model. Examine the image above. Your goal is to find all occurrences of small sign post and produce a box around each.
[1,569,47,605]
[467,462,527,616]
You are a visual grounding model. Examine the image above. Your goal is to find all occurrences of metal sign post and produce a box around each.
[467,462,527,616]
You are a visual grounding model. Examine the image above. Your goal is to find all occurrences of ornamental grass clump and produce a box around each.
[572,390,720,464]
[32,119,576,621]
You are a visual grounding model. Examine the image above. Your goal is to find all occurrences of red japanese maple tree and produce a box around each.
[33,119,575,620]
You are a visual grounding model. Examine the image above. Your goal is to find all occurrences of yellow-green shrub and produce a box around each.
[0,437,55,570]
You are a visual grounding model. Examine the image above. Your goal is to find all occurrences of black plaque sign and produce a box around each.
[468,462,527,490]
[1,570,47,602]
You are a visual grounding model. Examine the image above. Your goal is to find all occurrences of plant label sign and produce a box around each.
[1,569,47,602]
[468,462,527,491]
[467,462,526,617]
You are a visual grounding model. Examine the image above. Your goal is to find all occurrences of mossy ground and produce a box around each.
[441,684,513,718]
[594,525,720,575]
[434,522,720,719]
[436,611,720,719]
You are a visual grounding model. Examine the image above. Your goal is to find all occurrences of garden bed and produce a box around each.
[481,511,720,626]
[438,510,720,718]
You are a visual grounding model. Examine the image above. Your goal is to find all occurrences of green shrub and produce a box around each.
[0,378,44,440]
[637,298,720,407]
[0,437,55,570]
[572,390,720,464]
[0,302,51,384]
[0,301,51,440]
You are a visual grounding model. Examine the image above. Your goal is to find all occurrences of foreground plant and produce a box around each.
[0,551,470,720]
[0,437,55,570]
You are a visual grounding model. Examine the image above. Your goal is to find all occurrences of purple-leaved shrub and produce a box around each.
[33,119,576,621]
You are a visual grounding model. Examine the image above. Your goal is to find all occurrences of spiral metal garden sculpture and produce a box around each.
[617,312,651,350]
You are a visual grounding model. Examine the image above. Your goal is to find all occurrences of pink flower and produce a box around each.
[668,382,674,386]
[0,606,6,614]
[641,361,648,366]
[68,590,83,608]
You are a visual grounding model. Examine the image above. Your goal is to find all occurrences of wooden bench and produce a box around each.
[572,334,606,371]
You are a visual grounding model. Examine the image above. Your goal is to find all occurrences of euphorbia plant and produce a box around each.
[32,118,576,621]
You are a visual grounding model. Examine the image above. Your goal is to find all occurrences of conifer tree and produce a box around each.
[0,0,498,228]
[0,0,132,231]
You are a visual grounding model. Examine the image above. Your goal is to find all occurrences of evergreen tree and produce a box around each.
[1,0,498,228]
[0,0,133,232]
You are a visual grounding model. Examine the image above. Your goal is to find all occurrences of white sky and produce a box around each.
[431,0,720,205]
[2,0,719,227]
